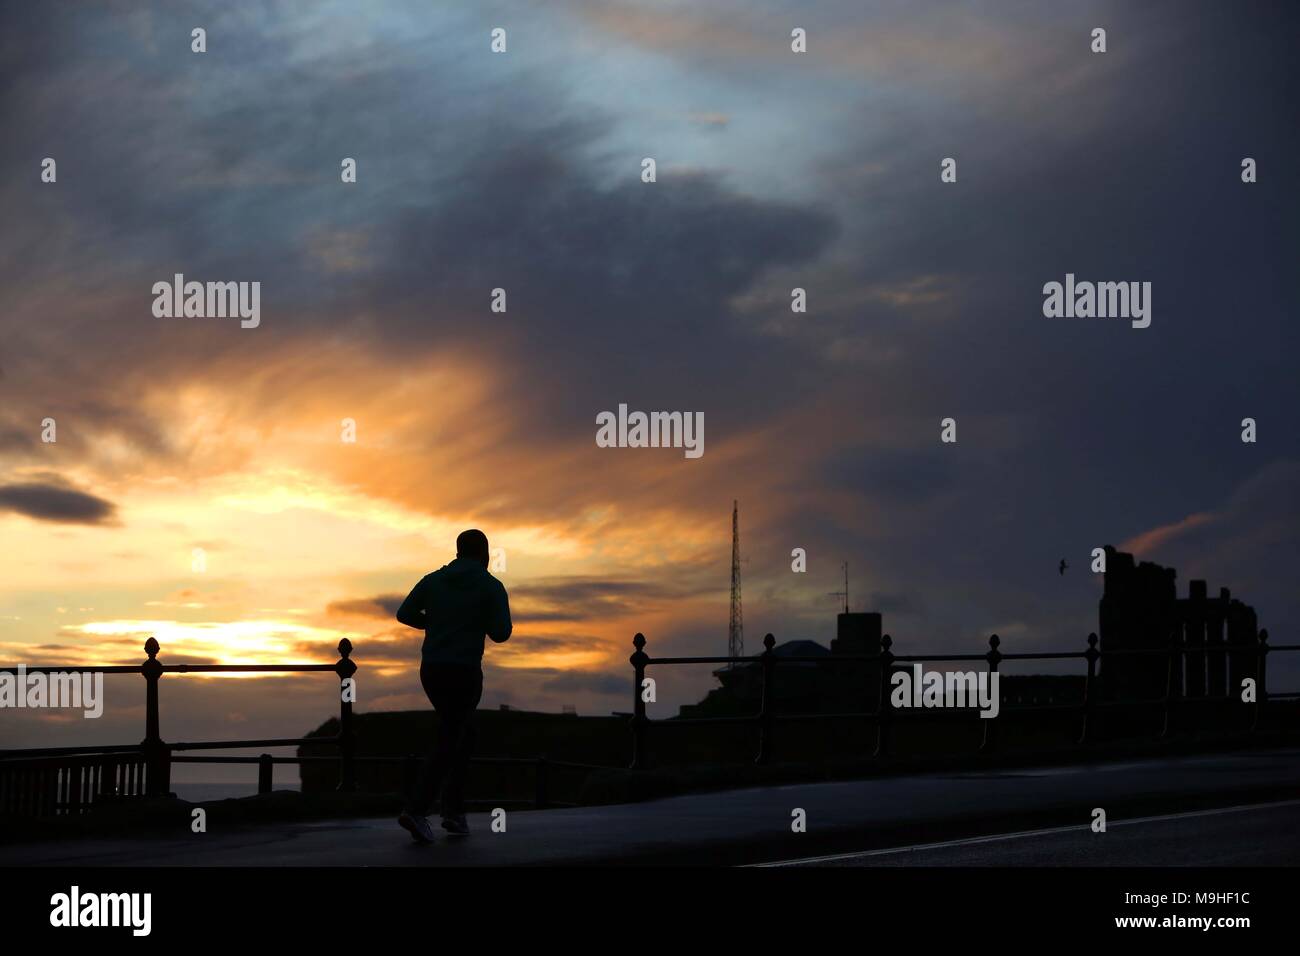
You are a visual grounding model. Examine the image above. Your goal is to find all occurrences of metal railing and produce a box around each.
[0,637,357,814]
[626,628,1299,769]
[0,749,147,817]
[0,637,607,816]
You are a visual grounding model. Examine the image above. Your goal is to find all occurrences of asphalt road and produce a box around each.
[2,748,1298,866]
[756,799,1300,866]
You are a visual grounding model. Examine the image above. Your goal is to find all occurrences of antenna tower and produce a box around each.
[828,561,849,614]
[728,500,744,664]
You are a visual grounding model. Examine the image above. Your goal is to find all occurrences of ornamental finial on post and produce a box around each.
[335,638,357,680]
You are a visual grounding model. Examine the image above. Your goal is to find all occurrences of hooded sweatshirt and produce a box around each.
[396,557,512,667]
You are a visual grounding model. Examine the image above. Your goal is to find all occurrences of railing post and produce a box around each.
[334,638,358,792]
[630,633,649,770]
[257,753,273,795]
[140,637,170,797]
[535,754,550,810]
[874,635,894,758]
[755,634,776,765]
[1079,633,1099,745]
[1252,629,1269,732]
[979,634,1001,754]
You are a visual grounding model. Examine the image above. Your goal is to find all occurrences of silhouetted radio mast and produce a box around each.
[828,561,849,614]
[728,500,744,666]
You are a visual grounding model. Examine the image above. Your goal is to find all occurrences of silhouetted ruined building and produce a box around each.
[1099,547,1177,703]
[1099,545,1259,723]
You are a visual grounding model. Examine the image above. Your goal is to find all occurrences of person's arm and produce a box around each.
[395,576,428,630]
[487,581,512,643]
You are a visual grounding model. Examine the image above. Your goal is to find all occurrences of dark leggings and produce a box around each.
[406,663,483,817]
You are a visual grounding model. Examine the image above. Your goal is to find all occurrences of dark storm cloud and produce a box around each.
[823,447,956,503]
[481,663,626,698]
[511,576,719,622]
[0,478,117,525]
[501,635,603,654]
[326,595,403,619]
[867,592,925,617]
[514,577,699,605]
[537,669,626,696]
[334,578,715,627]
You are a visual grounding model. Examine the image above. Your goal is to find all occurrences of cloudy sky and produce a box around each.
[1,0,1297,767]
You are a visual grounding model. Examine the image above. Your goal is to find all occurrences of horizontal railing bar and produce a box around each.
[1093,698,1174,709]
[162,664,338,673]
[0,665,140,674]
[0,744,144,759]
[0,662,347,674]
[999,702,1083,713]
[1101,644,1270,656]
[172,754,622,771]
[172,755,317,764]
[170,737,334,751]
[171,755,381,765]
[646,656,750,665]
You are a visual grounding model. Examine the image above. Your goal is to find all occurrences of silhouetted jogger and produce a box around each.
[396,529,511,843]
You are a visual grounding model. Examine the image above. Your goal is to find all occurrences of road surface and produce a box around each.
[756,799,1300,866]
[2,748,1297,866]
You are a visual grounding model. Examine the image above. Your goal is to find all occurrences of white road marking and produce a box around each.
[748,797,1300,867]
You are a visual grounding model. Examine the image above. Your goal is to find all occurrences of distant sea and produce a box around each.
[171,781,302,802]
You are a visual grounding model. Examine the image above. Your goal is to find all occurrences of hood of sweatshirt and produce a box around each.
[441,556,489,587]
